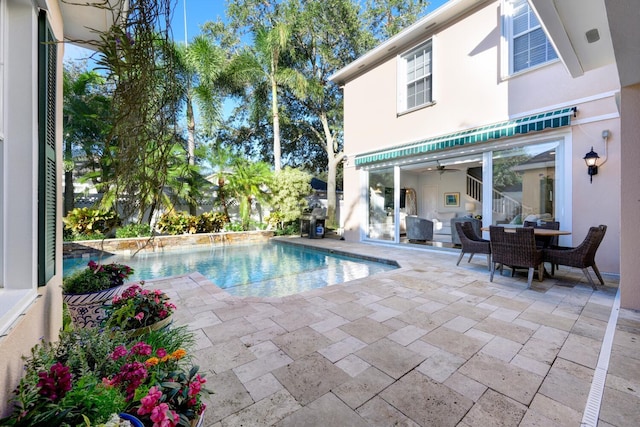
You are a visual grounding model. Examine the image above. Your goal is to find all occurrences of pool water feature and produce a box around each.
[63,241,398,297]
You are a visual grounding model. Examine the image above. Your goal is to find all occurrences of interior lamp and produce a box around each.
[465,202,475,215]
[583,147,600,183]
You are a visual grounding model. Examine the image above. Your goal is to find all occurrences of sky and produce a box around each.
[65,0,451,62]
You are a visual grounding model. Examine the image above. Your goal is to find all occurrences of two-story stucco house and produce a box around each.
[331,0,624,291]
[0,0,124,415]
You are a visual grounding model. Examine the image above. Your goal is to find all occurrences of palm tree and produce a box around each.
[229,21,306,171]
[206,144,237,222]
[175,35,226,214]
[227,159,273,230]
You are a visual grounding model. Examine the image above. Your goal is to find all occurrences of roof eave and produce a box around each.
[60,0,129,50]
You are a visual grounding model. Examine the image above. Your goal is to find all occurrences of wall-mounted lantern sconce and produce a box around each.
[583,147,600,183]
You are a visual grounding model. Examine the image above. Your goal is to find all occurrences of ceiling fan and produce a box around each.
[430,161,460,174]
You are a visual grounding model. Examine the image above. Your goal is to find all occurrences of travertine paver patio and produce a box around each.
[143,237,640,426]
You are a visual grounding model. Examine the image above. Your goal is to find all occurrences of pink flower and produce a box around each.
[134,312,145,322]
[110,345,128,360]
[158,310,168,318]
[131,341,152,356]
[137,386,162,416]
[37,362,72,402]
[150,403,179,427]
[156,348,167,358]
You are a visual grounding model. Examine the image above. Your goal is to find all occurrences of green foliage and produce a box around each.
[62,262,134,294]
[157,211,227,235]
[63,231,106,242]
[269,167,312,227]
[224,222,245,232]
[116,223,153,238]
[62,207,119,239]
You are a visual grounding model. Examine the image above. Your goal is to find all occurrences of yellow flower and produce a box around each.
[160,355,172,363]
[145,357,159,367]
[172,348,187,360]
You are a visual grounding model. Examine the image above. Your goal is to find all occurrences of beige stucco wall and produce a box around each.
[341,0,621,275]
[620,84,640,309]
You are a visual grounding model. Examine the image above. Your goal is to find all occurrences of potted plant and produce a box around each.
[104,283,176,337]
[63,260,134,328]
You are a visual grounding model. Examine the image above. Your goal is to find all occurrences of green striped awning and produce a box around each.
[354,107,576,167]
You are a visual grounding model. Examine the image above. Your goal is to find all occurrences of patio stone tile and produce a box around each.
[568,315,608,341]
[480,336,522,362]
[247,340,279,358]
[398,308,456,331]
[276,392,369,427]
[201,370,253,424]
[233,350,293,384]
[416,300,447,313]
[519,309,576,331]
[366,303,402,322]
[532,325,569,346]
[376,295,422,312]
[355,338,424,379]
[333,367,394,409]
[442,315,478,333]
[318,336,368,362]
[271,326,332,359]
[194,338,256,374]
[557,333,600,369]
[538,358,593,412]
[489,307,521,322]
[335,354,371,377]
[443,372,487,402]
[182,310,222,331]
[271,310,322,332]
[406,339,440,358]
[319,289,358,304]
[321,327,351,342]
[328,301,374,321]
[474,317,536,344]
[202,318,258,344]
[464,328,495,343]
[382,316,409,331]
[338,317,394,343]
[387,325,428,346]
[310,314,350,333]
[511,354,551,376]
[416,349,466,382]
[356,396,420,426]
[422,289,464,305]
[608,346,640,383]
[459,353,543,405]
[460,389,526,426]
[580,301,615,322]
[599,384,640,427]
[353,293,384,306]
[525,394,582,427]
[239,324,287,347]
[485,295,532,312]
[190,328,213,350]
[221,389,300,427]
[213,302,258,321]
[380,371,473,426]
[272,352,350,406]
[421,326,485,359]
[243,373,284,402]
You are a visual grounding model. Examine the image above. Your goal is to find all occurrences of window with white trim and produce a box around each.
[505,0,557,74]
[398,40,432,112]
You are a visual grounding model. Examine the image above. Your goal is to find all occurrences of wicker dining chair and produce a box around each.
[489,226,544,288]
[523,220,561,248]
[543,225,607,290]
[455,222,491,269]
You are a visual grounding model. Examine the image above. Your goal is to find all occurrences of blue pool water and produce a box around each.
[63,241,397,297]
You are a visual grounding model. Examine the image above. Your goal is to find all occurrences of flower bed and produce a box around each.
[2,272,209,427]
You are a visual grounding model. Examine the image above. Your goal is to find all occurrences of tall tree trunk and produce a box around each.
[64,141,74,216]
[186,91,197,215]
[320,111,342,229]
[271,71,282,171]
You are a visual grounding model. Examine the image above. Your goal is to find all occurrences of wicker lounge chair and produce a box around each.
[455,222,491,269]
[544,225,607,290]
[489,226,544,288]
[523,220,561,248]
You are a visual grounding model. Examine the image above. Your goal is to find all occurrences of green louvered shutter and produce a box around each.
[38,11,57,286]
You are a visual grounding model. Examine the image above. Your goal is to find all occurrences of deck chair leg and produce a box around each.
[456,251,464,266]
[582,268,598,290]
[527,268,534,288]
[537,263,544,282]
[490,262,496,282]
[486,254,491,270]
[591,264,605,286]
[468,253,475,263]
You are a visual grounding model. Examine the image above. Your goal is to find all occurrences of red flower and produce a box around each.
[37,362,72,402]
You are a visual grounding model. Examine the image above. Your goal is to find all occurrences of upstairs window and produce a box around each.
[505,0,557,74]
[398,40,432,112]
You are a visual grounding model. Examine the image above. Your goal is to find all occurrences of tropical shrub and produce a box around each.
[157,211,227,235]
[195,212,226,233]
[269,167,312,225]
[63,207,119,239]
[116,223,153,238]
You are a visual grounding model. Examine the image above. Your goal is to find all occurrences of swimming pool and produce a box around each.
[63,241,398,297]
